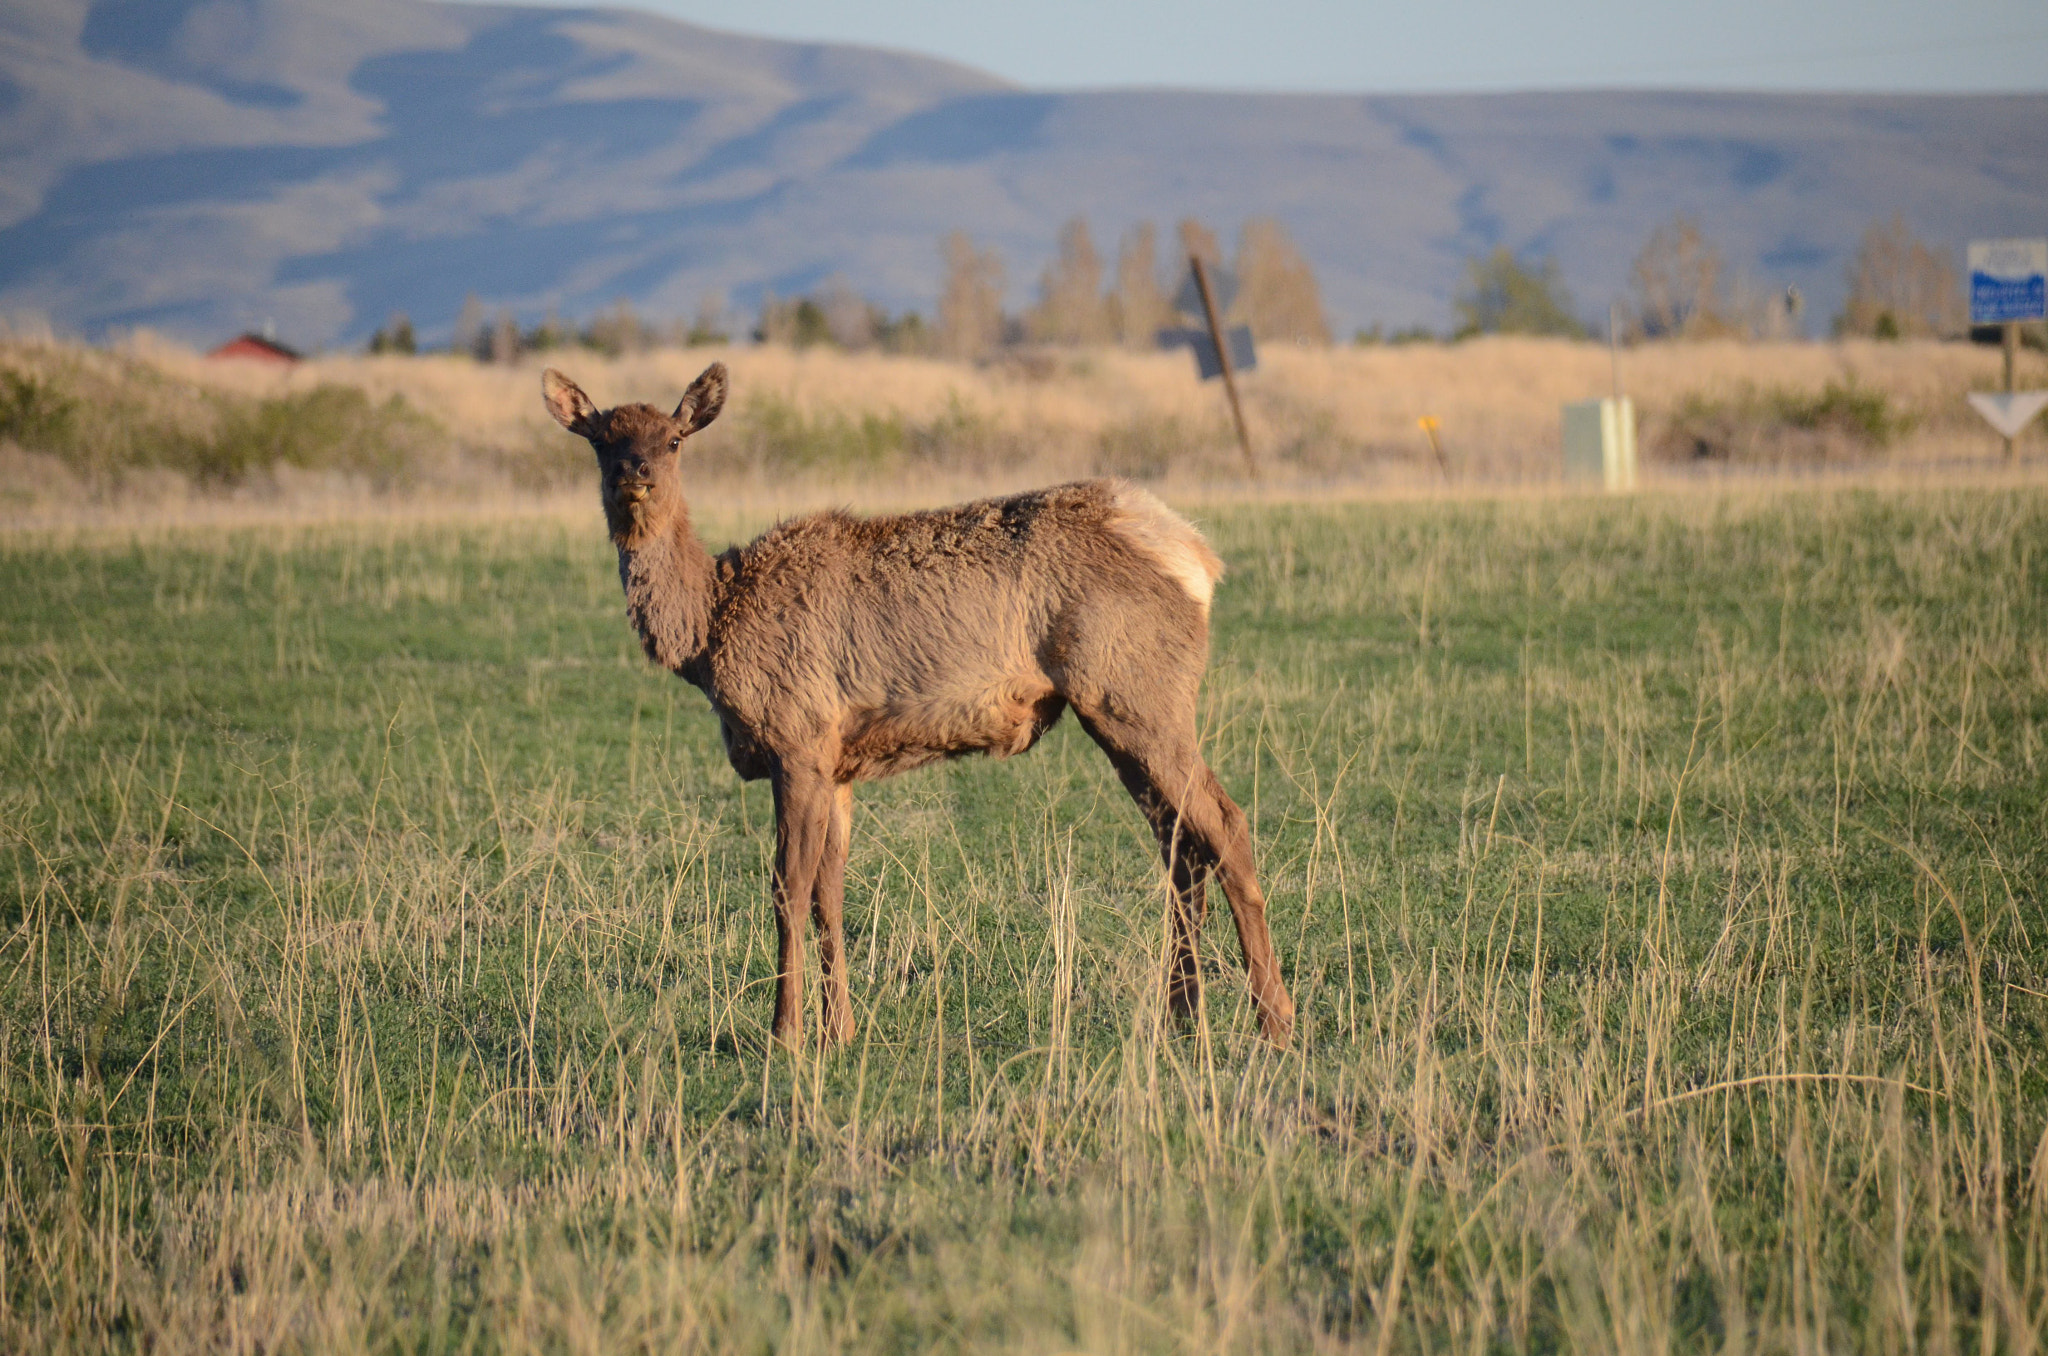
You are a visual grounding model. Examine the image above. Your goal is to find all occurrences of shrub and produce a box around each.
[1777,378,1906,444]
[0,369,80,450]
[711,389,1041,477]
[166,385,436,487]
[728,393,907,473]
[0,352,442,491]
[1654,378,1912,464]
[1094,414,1189,480]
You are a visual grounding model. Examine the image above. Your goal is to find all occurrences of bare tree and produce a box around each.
[452,293,487,359]
[1177,218,1223,270]
[488,309,520,364]
[1629,216,1736,339]
[527,308,572,352]
[1234,217,1332,345]
[937,231,1006,361]
[755,293,831,348]
[685,292,732,346]
[1026,217,1112,345]
[584,299,654,356]
[818,276,879,350]
[1836,213,1964,339]
[1108,221,1169,348]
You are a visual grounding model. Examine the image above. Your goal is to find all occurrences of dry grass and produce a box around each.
[3,329,2040,517]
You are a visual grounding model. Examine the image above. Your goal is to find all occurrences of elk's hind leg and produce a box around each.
[1191,762,1294,1041]
[810,782,857,1045]
[1079,710,1294,1043]
[1121,759,1216,1024]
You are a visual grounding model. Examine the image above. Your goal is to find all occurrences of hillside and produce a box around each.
[2,0,2043,348]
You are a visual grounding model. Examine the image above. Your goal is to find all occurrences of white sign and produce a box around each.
[1968,238,2047,325]
[1966,391,2048,440]
[1563,397,1636,492]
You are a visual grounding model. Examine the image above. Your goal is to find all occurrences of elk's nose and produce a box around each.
[614,463,652,500]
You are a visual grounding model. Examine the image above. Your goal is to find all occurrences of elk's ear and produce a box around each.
[673,362,728,435]
[541,368,599,437]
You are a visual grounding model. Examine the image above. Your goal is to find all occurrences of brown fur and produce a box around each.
[543,363,1295,1047]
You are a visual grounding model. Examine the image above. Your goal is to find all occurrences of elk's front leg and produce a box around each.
[811,782,856,1045]
[770,766,834,1048]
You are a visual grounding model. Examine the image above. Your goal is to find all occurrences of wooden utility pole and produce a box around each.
[2005,320,2020,463]
[1190,255,1256,478]
[1608,300,1622,401]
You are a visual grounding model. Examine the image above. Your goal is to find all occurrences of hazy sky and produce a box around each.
[503,0,2048,93]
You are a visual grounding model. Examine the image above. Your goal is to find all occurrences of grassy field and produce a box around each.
[2,484,2046,1352]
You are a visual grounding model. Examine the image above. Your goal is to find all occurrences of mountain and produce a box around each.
[2,0,2042,349]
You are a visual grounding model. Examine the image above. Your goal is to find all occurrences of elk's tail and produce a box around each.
[1105,482,1225,613]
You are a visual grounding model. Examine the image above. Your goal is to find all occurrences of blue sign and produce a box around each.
[1157,325,1257,380]
[1972,274,2046,325]
[1969,239,2048,325]
[1172,265,1237,320]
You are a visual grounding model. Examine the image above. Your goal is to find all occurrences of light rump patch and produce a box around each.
[1107,482,1224,612]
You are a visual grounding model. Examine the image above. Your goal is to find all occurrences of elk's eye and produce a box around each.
[668,437,681,451]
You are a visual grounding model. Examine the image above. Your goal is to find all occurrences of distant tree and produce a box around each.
[1628,216,1736,339]
[1745,282,1805,341]
[751,292,787,344]
[936,231,1006,361]
[755,280,898,350]
[875,310,932,355]
[1836,213,1963,339]
[522,308,571,352]
[1026,217,1112,345]
[817,276,880,349]
[366,312,415,355]
[1108,221,1169,348]
[756,294,834,348]
[1177,217,1223,269]
[583,300,656,356]
[488,310,520,364]
[452,293,487,359]
[1234,218,1332,345]
[684,293,732,346]
[1452,247,1586,339]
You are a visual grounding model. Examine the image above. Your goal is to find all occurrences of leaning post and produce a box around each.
[1191,255,1257,479]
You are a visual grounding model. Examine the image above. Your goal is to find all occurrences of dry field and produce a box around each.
[1,329,2040,516]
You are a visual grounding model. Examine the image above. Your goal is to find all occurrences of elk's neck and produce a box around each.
[614,504,717,675]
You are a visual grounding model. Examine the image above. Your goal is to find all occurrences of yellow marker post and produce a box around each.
[1418,416,1449,481]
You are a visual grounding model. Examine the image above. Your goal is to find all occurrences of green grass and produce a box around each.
[2,488,2045,1352]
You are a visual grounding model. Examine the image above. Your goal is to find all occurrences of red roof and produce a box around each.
[207,333,301,364]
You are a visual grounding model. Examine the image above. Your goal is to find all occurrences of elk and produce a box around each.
[543,363,1294,1047]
